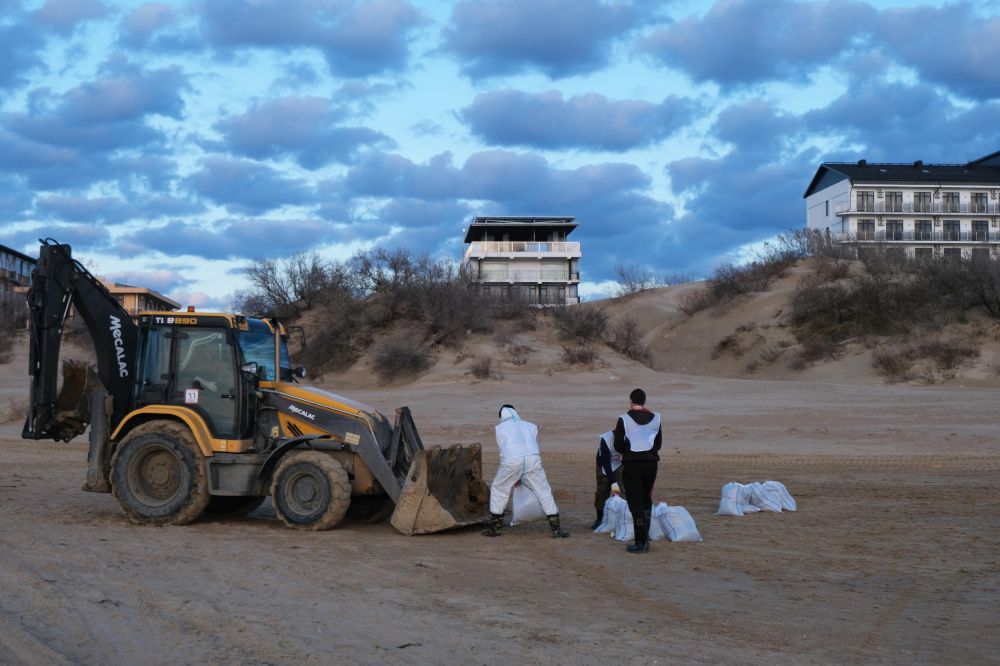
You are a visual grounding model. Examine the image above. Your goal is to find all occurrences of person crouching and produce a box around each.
[482,405,569,539]
[592,430,625,530]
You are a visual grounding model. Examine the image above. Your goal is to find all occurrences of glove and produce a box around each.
[611,482,621,496]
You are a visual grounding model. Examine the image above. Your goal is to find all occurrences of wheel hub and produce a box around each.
[132,447,182,504]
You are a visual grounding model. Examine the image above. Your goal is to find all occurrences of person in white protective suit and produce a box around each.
[481,405,570,538]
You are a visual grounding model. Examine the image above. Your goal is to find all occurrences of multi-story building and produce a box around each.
[804,149,1000,259]
[463,216,581,305]
[99,279,180,315]
[1,243,37,327]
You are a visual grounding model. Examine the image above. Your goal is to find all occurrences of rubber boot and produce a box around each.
[590,510,603,531]
[626,515,648,553]
[642,509,652,551]
[482,513,503,537]
[547,514,570,538]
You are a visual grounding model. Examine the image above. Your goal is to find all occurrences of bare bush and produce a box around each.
[239,252,349,317]
[872,348,915,383]
[371,337,431,383]
[915,339,979,371]
[607,316,650,364]
[550,305,608,342]
[711,333,741,359]
[677,287,715,316]
[469,356,503,381]
[504,344,532,366]
[790,337,838,370]
[561,343,600,365]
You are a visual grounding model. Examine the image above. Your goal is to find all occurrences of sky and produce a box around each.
[1,0,999,306]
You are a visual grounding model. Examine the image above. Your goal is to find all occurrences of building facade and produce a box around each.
[463,216,581,306]
[804,150,1000,260]
[99,279,180,315]
[1,244,36,327]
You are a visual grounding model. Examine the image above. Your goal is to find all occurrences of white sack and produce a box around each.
[510,484,547,525]
[614,511,634,542]
[659,505,703,542]
[764,480,797,512]
[737,483,761,513]
[748,482,782,513]
[717,482,744,516]
[648,502,668,541]
[594,495,628,534]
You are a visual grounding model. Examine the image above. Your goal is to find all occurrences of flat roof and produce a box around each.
[0,244,38,264]
[463,216,577,242]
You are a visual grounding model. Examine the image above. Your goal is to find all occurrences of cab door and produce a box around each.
[170,328,240,438]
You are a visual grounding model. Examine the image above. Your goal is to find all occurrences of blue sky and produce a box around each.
[1,0,999,306]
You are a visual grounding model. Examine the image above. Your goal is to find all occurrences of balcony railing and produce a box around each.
[465,241,581,257]
[836,201,1000,215]
[477,269,579,282]
[851,230,996,242]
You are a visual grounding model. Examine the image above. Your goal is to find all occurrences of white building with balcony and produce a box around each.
[463,216,581,305]
[804,149,1000,260]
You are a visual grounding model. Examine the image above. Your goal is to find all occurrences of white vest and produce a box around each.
[621,412,661,452]
[598,431,623,472]
[495,419,540,460]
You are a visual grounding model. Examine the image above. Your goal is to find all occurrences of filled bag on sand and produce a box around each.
[737,483,760,513]
[648,502,668,541]
[614,510,634,542]
[510,484,546,525]
[748,482,782,513]
[717,482,744,516]
[594,495,628,534]
[764,480,797,512]
[658,505,703,543]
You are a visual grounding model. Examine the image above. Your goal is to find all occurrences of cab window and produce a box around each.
[239,328,293,381]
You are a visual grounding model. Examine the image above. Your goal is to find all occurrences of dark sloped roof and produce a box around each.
[0,243,37,264]
[804,150,1000,198]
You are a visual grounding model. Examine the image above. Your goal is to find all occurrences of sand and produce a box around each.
[1,327,999,665]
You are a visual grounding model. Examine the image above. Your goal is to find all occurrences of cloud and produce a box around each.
[3,59,188,152]
[643,0,875,87]
[877,4,1000,101]
[0,22,47,92]
[34,194,139,225]
[713,98,802,156]
[442,0,649,79]
[115,218,343,260]
[461,89,699,151]
[187,156,315,214]
[118,2,176,46]
[32,0,109,34]
[2,223,110,252]
[214,96,392,169]
[198,0,426,76]
[0,175,33,219]
[372,198,473,256]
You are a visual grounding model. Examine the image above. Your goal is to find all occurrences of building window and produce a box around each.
[914,247,933,261]
[942,192,960,213]
[943,247,961,262]
[972,220,989,241]
[885,220,903,241]
[914,192,931,213]
[885,191,902,212]
[857,219,875,240]
[971,247,990,262]
[825,200,829,217]
[972,193,987,213]
[856,191,874,212]
[943,220,960,241]
[915,220,932,241]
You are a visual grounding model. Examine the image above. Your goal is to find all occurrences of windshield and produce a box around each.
[239,327,292,381]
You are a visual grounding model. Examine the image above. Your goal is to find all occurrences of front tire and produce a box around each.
[110,420,210,526]
[271,451,351,530]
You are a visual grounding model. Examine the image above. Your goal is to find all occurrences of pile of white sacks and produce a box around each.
[593,496,702,542]
[716,481,796,515]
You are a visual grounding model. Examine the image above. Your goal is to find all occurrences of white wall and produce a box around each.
[805,180,850,233]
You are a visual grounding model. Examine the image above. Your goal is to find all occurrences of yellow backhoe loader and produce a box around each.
[22,240,489,534]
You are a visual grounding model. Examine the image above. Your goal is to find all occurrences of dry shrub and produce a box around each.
[872,348,915,383]
[759,345,783,363]
[504,344,532,366]
[711,333,741,359]
[561,343,600,365]
[607,316,650,364]
[550,305,608,343]
[372,337,431,383]
[915,339,979,371]
[790,337,838,370]
[677,286,716,316]
[469,356,503,381]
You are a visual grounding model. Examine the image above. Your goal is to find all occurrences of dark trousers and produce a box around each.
[594,466,625,514]
[622,460,657,518]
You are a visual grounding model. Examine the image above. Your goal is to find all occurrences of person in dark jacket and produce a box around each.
[613,388,662,553]
[592,430,625,530]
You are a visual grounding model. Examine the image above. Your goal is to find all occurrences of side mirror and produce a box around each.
[241,362,258,375]
[294,366,307,379]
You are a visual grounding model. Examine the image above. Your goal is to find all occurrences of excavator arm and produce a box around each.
[22,240,138,442]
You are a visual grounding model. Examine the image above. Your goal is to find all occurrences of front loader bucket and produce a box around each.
[390,443,490,535]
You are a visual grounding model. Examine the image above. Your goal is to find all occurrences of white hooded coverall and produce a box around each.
[489,408,559,516]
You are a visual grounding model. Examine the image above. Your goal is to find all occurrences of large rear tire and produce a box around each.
[271,451,351,531]
[110,420,210,526]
